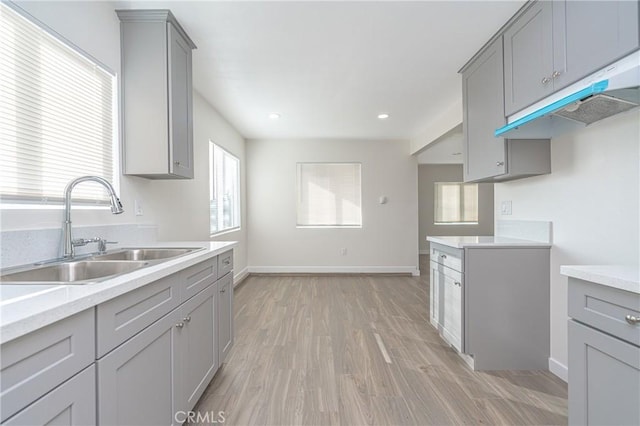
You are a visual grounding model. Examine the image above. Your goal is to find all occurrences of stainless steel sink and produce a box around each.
[0,260,148,284]
[90,247,201,261]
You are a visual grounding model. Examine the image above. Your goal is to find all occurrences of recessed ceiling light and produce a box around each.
[377,113,390,119]
[268,113,281,120]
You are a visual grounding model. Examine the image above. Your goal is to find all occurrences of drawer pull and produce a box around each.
[175,322,184,328]
[454,281,461,287]
[625,315,640,325]
[440,254,447,259]
[223,259,231,265]
[221,287,226,293]
[183,316,191,323]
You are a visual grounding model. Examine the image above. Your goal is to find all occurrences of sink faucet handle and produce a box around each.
[99,240,118,253]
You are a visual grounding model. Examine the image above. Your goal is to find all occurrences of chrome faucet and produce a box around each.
[63,176,124,258]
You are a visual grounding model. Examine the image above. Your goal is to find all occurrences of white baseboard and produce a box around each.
[548,357,568,382]
[233,267,249,287]
[248,266,419,275]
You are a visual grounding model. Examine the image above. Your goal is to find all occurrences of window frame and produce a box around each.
[0,1,119,210]
[296,162,363,229]
[433,181,479,226]
[209,142,241,236]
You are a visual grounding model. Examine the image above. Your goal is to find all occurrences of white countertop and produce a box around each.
[427,235,552,249]
[561,265,640,295]
[0,241,237,345]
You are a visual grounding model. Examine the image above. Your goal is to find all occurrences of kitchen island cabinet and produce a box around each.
[428,236,551,370]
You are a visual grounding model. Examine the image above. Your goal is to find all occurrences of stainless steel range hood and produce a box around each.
[496,51,640,139]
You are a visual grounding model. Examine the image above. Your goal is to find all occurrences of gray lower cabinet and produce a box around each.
[504,0,640,115]
[97,307,182,426]
[429,242,550,370]
[179,283,218,413]
[218,272,234,364]
[462,35,551,183]
[0,309,95,422]
[568,277,640,425]
[117,9,196,179]
[3,366,96,426]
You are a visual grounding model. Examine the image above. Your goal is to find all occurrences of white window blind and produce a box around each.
[434,182,478,224]
[0,3,117,205]
[210,143,240,234]
[297,163,362,227]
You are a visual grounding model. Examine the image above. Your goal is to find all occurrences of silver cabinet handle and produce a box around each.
[221,287,226,293]
[183,316,191,323]
[625,315,640,325]
[175,322,184,328]
[551,70,562,79]
[496,161,504,166]
[223,259,230,265]
[174,161,181,165]
[440,254,447,259]
[541,76,551,84]
[454,281,461,287]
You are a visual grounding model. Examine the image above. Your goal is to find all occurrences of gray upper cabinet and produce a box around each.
[556,0,639,91]
[462,37,551,183]
[117,10,196,179]
[503,1,554,115]
[462,38,507,182]
[504,0,640,116]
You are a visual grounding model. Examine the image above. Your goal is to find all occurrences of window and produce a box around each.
[209,143,240,235]
[0,3,117,205]
[434,182,478,225]
[297,163,362,228]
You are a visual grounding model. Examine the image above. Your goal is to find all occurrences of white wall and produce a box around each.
[494,111,640,378]
[1,1,248,278]
[247,139,419,274]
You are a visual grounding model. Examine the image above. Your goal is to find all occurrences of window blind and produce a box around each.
[297,163,362,227]
[0,3,116,205]
[434,182,478,224]
[210,143,240,234]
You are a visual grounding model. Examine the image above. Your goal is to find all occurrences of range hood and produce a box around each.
[496,51,640,138]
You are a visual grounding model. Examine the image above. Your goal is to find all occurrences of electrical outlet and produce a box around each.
[501,200,512,215]
[135,199,143,216]
[340,248,347,256]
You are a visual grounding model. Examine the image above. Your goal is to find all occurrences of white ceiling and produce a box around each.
[114,1,525,140]
[416,124,463,164]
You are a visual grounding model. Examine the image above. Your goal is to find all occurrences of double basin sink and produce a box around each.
[0,248,203,285]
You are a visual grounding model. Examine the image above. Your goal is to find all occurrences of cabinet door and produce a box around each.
[179,284,218,413]
[462,37,507,182]
[569,320,640,426]
[3,366,95,426]
[218,273,234,364]
[429,260,441,329]
[553,0,640,91]
[97,308,182,426]
[168,22,194,179]
[503,1,554,115]
[441,269,463,353]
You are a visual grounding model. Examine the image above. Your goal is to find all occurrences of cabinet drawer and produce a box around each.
[3,365,96,426]
[182,257,217,302]
[0,309,95,422]
[569,277,640,347]
[97,273,180,358]
[430,244,463,272]
[217,250,233,279]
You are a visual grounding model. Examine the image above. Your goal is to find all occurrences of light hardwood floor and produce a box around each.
[193,259,567,425]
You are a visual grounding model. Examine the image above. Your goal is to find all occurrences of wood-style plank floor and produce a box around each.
[193,258,567,425]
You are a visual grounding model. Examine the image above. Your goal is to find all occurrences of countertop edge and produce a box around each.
[561,265,640,295]
[0,241,237,345]
[427,236,552,249]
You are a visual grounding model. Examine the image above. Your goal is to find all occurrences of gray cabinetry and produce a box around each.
[504,0,640,116]
[462,37,551,183]
[3,366,96,426]
[429,242,550,370]
[218,272,234,364]
[0,309,94,422]
[117,10,196,179]
[97,307,182,426]
[568,277,640,425]
[179,283,218,413]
